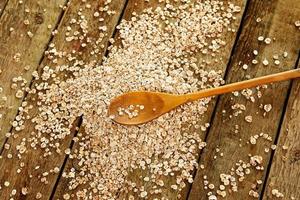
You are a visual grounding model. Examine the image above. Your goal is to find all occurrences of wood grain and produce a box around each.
[0,0,67,149]
[189,0,300,199]
[0,0,127,199]
[263,60,300,200]
[0,0,298,199]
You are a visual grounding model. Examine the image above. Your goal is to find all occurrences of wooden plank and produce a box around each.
[0,0,67,148]
[189,0,300,199]
[0,0,127,199]
[53,0,248,199]
[263,60,300,200]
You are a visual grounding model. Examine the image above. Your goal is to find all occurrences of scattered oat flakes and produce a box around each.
[258,36,264,41]
[27,31,34,38]
[21,187,28,195]
[271,144,277,150]
[4,181,10,187]
[264,104,272,112]
[242,64,248,70]
[63,193,70,200]
[252,59,258,64]
[256,17,262,23]
[36,192,42,199]
[271,189,284,198]
[245,115,253,123]
[15,90,24,98]
[264,38,271,44]
[262,58,269,66]
[282,145,288,150]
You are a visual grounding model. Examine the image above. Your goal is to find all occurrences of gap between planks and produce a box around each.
[49,117,83,200]
[186,0,251,197]
[0,0,128,199]
[51,1,171,198]
[0,0,71,155]
[188,0,300,199]
[259,52,300,200]
[48,0,130,198]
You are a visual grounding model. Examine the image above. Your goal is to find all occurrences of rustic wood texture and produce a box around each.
[0,0,127,199]
[0,0,299,199]
[53,0,249,199]
[263,60,300,200]
[189,0,300,199]
[0,0,67,149]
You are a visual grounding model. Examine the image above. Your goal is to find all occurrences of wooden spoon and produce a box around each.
[109,69,300,125]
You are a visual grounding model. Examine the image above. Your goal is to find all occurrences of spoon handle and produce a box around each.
[186,68,300,101]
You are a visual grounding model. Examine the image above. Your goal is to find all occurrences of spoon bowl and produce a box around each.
[108,91,186,125]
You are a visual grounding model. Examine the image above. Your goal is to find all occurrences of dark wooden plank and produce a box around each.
[0,0,67,149]
[262,59,300,200]
[189,0,300,199]
[53,0,248,199]
[0,0,127,199]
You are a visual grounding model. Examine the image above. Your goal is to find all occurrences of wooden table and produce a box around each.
[0,0,299,199]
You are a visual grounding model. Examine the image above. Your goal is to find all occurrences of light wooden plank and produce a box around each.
[189,0,300,199]
[263,60,300,200]
[53,0,248,199]
[0,0,67,148]
[0,0,127,199]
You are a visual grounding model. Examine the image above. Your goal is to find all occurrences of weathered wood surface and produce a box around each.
[189,0,300,199]
[0,0,67,149]
[0,0,127,199]
[0,0,299,199]
[263,59,300,200]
